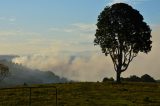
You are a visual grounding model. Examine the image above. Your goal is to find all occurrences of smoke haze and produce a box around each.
[12,53,114,81]
[11,25,160,81]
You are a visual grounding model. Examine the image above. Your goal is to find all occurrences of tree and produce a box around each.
[94,3,152,83]
[0,63,9,81]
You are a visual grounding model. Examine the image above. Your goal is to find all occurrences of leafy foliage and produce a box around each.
[120,74,156,82]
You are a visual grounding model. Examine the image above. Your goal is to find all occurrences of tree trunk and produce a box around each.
[116,71,121,83]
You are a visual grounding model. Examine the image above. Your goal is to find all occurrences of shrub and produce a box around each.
[128,75,141,82]
[102,77,114,82]
[141,74,156,82]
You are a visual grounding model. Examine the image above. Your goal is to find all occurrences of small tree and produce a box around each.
[0,64,9,81]
[94,3,152,83]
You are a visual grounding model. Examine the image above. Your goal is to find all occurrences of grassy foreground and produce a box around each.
[0,82,160,106]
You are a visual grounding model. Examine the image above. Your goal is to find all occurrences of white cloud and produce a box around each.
[72,23,96,32]
[49,28,60,32]
[0,30,39,37]
[47,23,96,53]
[63,28,74,33]
[49,27,74,33]
[0,34,96,55]
[0,16,16,23]
[0,30,52,55]
[49,23,96,33]
[9,17,16,22]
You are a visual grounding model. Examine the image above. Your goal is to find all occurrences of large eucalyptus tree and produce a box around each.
[94,3,152,83]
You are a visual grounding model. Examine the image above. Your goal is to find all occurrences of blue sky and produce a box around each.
[1,0,160,81]
[0,0,159,55]
[0,0,104,30]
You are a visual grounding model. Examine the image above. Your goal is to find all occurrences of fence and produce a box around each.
[0,86,57,106]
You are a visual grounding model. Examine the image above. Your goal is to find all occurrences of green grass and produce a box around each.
[0,82,160,106]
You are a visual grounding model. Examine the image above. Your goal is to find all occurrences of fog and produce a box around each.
[12,25,160,81]
[12,53,114,82]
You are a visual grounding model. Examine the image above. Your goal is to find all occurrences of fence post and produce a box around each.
[29,87,31,106]
[56,87,57,106]
[0,86,58,106]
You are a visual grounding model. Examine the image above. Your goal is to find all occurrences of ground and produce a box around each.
[0,82,160,106]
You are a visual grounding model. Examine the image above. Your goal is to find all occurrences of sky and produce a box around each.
[0,0,160,81]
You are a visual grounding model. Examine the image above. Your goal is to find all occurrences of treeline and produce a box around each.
[103,74,158,83]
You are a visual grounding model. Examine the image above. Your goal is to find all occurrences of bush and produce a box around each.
[121,75,141,82]
[102,77,114,82]
[103,74,156,83]
[129,75,141,82]
[141,74,156,82]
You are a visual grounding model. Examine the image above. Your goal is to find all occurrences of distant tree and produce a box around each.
[121,75,141,82]
[0,64,9,81]
[141,74,156,82]
[156,80,160,83]
[94,3,152,83]
[128,75,141,82]
[102,77,114,82]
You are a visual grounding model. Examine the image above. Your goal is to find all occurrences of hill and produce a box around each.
[0,59,68,87]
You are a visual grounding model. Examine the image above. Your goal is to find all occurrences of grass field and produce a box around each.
[0,82,160,106]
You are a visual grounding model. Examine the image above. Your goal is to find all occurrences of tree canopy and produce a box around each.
[0,63,9,81]
[94,3,152,82]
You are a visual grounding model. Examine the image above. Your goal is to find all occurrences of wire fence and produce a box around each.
[0,86,57,106]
